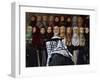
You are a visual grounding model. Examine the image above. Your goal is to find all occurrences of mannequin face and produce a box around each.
[72,16,77,22]
[43,16,48,21]
[55,17,59,22]
[67,17,71,22]
[60,26,66,38]
[77,16,83,24]
[60,26,65,34]
[85,27,89,33]
[40,28,45,34]
[49,16,54,21]
[66,27,72,46]
[66,27,72,34]
[78,23,82,27]
[60,16,64,21]
[31,16,36,21]
[73,27,78,34]
[32,27,37,33]
[47,26,52,33]
[53,26,59,36]
[27,26,32,33]
[37,16,42,21]
[79,27,84,33]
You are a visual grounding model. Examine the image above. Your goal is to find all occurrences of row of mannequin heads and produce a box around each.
[27,25,89,46]
[31,15,67,22]
[27,14,89,36]
[30,26,89,35]
[29,15,89,26]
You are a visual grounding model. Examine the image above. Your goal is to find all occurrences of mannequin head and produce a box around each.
[79,27,84,34]
[66,27,72,34]
[72,16,77,23]
[40,27,46,34]
[49,15,54,22]
[77,16,83,23]
[85,27,89,34]
[73,27,79,34]
[47,26,52,34]
[53,26,59,36]
[66,27,72,46]
[77,16,83,27]
[60,16,65,22]
[55,16,59,22]
[67,16,71,22]
[27,26,32,35]
[37,16,42,22]
[31,16,36,21]
[42,15,48,21]
[60,26,66,38]
[72,16,77,27]
[60,26,66,34]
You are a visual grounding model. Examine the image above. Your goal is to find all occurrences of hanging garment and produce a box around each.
[39,34,47,66]
[26,44,38,67]
[79,33,85,46]
[26,26,32,44]
[71,27,79,65]
[72,27,79,46]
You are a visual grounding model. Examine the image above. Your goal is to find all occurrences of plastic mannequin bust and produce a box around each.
[36,15,43,28]
[79,27,85,46]
[60,26,66,45]
[42,15,48,27]
[66,27,72,46]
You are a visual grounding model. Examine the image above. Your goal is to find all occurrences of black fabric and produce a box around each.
[26,44,38,67]
[46,33,53,40]
[39,34,47,66]
[77,46,89,64]
[49,53,74,66]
